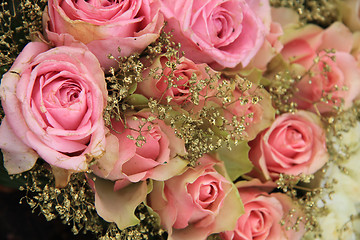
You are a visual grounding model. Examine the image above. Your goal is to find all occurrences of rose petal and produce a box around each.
[0,117,38,174]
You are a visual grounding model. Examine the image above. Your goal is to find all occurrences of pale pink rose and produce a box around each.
[160,0,267,69]
[93,110,188,187]
[147,154,243,240]
[351,32,360,64]
[244,2,284,71]
[280,22,360,113]
[223,81,275,141]
[0,42,107,174]
[248,111,328,181]
[250,21,283,71]
[43,0,164,71]
[338,0,360,31]
[136,55,218,106]
[221,179,305,240]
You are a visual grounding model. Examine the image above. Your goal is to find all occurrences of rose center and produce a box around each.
[286,128,304,146]
[249,210,267,235]
[58,83,82,107]
[83,0,119,7]
[214,14,227,38]
[199,184,214,202]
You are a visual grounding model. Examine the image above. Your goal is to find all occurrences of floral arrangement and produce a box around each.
[0,0,360,239]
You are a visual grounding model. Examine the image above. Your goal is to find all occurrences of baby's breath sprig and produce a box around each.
[13,161,167,239]
[104,52,145,126]
[267,49,342,115]
[99,203,167,240]
[103,30,182,128]
[324,101,360,165]
[147,72,264,164]
[276,172,329,235]
[270,0,338,27]
[144,29,183,62]
[15,162,103,236]
[268,69,299,115]
[0,0,46,77]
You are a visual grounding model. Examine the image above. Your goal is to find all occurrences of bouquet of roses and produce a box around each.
[0,0,360,239]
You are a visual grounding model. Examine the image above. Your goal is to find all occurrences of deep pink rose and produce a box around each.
[136,55,218,106]
[221,179,305,240]
[43,0,164,70]
[94,111,188,187]
[280,22,360,113]
[0,42,107,174]
[248,111,328,181]
[160,0,266,69]
[147,154,243,240]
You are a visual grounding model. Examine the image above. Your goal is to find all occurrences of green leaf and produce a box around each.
[238,67,265,85]
[94,178,148,230]
[128,82,137,94]
[216,141,253,181]
[126,94,149,106]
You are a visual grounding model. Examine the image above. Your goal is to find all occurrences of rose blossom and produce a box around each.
[147,154,243,240]
[221,179,305,240]
[280,22,360,113]
[43,0,164,70]
[159,0,267,69]
[136,55,218,106]
[248,111,328,181]
[0,42,107,174]
[93,110,188,188]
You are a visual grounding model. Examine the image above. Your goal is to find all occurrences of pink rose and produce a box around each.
[43,0,164,70]
[147,154,243,240]
[248,111,328,181]
[221,179,305,240]
[160,0,266,69]
[94,110,188,187]
[136,55,218,106]
[0,42,107,174]
[280,22,360,113]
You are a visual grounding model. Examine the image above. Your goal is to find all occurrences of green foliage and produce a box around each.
[217,141,253,181]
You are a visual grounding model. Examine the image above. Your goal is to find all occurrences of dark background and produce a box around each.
[0,188,97,240]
